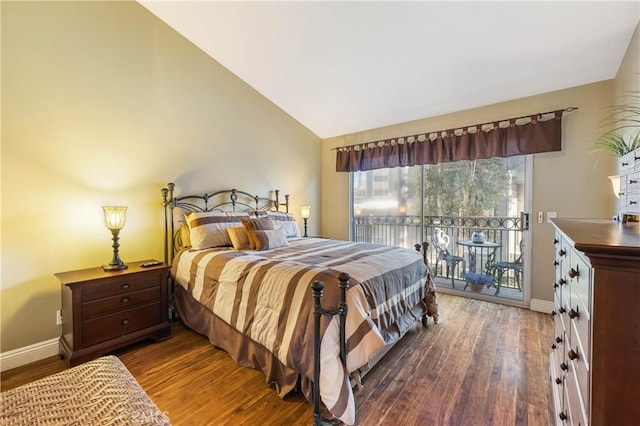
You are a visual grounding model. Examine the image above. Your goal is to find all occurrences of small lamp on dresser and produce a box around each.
[300,205,311,238]
[608,175,621,220]
[102,206,128,271]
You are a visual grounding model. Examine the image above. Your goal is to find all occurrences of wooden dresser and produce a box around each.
[550,219,640,425]
[57,261,171,366]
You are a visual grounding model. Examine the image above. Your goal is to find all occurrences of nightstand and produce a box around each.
[57,260,171,367]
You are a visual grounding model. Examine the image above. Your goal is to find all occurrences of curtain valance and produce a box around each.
[335,109,569,172]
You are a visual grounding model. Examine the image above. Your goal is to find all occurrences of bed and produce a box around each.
[161,183,438,425]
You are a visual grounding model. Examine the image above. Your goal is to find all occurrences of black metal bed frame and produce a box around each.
[161,182,289,262]
[160,183,430,425]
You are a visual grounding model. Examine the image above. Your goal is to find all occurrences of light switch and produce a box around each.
[547,211,557,223]
[537,211,544,224]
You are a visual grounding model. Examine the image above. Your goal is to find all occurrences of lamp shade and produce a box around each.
[103,206,127,230]
[608,175,621,198]
[300,205,311,219]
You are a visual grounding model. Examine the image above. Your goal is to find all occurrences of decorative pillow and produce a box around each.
[179,222,191,248]
[185,211,249,250]
[227,226,250,250]
[241,217,278,250]
[263,211,302,238]
[251,228,289,251]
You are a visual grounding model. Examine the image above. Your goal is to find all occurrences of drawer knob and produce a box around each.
[553,238,559,245]
[622,162,630,166]
[630,179,638,184]
[568,349,579,361]
[559,412,567,421]
[551,310,557,316]
[559,306,566,314]
[551,343,557,350]
[121,297,129,304]
[630,201,638,205]
[558,278,567,286]
[568,308,580,319]
[121,283,130,290]
[568,268,579,279]
[555,336,563,344]
[560,362,568,371]
[122,319,129,326]
[553,283,559,289]
[553,260,559,267]
[555,377,562,385]
[559,249,566,257]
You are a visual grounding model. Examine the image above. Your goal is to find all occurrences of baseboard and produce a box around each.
[529,298,553,314]
[0,338,59,372]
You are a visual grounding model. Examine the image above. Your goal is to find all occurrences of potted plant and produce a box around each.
[464,272,494,293]
[593,90,640,156]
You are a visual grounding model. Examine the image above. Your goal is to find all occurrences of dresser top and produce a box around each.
[551,218,640,261]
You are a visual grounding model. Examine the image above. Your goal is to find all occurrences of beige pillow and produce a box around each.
[179,222,191,248]
[241,217,278,250]
[227,226,250,250]
[251,228,289,251]
[185,211,249,249]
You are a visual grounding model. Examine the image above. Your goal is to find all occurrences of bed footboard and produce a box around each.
[311,272,349,426]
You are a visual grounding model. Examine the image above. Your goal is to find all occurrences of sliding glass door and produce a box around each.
[351,156,530,303]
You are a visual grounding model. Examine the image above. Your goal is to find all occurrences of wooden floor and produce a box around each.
[1,294,554,425]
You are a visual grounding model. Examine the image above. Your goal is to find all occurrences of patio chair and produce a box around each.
[431,228,465,288]
[495,239,524,292]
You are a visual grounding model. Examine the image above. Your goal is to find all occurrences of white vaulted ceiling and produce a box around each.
[139,1,640,139]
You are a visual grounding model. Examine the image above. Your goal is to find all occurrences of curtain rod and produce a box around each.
[331,106,578,151]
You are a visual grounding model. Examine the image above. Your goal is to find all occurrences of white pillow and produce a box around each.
[263,211,302,238]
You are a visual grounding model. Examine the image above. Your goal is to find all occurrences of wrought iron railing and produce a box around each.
[353,215,524,291]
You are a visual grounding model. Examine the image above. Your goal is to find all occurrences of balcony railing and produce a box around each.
[353,214,524,292]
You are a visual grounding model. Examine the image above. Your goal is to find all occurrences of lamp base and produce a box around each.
[102,263,128,271]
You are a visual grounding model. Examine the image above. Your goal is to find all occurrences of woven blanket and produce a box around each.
[0,356,169,425]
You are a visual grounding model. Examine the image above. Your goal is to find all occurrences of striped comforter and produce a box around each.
[172,237,437,424]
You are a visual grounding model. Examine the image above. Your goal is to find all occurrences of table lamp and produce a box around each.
[102,206,128,271]
[300,205,311,238]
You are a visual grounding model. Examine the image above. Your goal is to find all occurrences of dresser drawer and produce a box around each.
[622,193,640,213]
[568,302,590,363]
[82,274,160,302]
[568,250,590,306]
[619,150,636,175]
[567,338,590,412]
[626,171,640,194]
[551,352,565,387]
[565,367,588,426]
[82,286,161,318]
[81,302,162,347]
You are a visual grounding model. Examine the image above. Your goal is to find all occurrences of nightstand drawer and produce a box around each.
[82,286,161,318]
[81,302,162,347]
[82,274,160,302]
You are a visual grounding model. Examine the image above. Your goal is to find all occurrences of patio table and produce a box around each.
[456,240,501,276]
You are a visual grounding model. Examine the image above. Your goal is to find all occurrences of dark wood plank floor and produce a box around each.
[1,294,554,425]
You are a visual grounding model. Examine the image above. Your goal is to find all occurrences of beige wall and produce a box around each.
[322,21,639,304]
[1,1,321,352]
[615,19,640,100]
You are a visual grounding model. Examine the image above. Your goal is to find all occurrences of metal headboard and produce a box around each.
[161,182,289,264]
